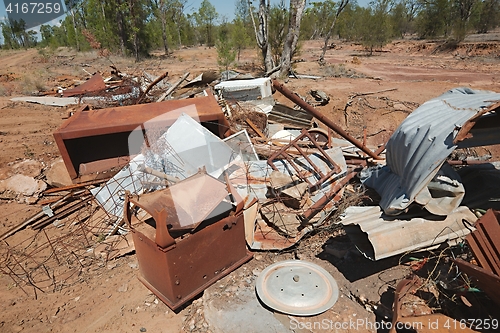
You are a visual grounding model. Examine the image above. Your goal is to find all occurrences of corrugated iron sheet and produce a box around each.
[364,88,500,216]
[268,104,313,128]
[340,205,477,260]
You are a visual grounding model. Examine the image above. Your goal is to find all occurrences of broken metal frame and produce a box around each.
[264,129,362,226]
[299,165,363,224]
[267,128,342,192]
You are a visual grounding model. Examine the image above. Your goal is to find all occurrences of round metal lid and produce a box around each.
[255,260,339,316]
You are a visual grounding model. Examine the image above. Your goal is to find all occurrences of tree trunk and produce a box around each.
[319,0,349,64]
[116,0,126,55]
[129,0,140,61]
[248,0,274,73]
[101,3,107,34]
[277,0,306,78]
[173,15,182,47]
[69,9,80,51]
[160,12,169,54]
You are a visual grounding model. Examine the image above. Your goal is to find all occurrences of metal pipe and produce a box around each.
[272,79,382,160]
[137,164,178,184]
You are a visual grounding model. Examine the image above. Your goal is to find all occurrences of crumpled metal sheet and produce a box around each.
[363,87,500,216]
[340,205,477,260]
[62,73,106,97]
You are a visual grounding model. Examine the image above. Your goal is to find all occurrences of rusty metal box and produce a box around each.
[53,94,230,183]
[123,175,252,310]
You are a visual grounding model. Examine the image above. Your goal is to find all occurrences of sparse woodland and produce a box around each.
[1,0,499,76]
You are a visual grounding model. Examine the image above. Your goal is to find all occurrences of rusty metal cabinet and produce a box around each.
[124,179,252,310]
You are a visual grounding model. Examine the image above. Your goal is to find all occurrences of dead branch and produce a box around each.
[382,109,412,115]
[367,129,387,137]
[343,100,352,127]
[157,72,190,102]
[265,64,281,77]
[350,88,397,98]
[137,71,169,103]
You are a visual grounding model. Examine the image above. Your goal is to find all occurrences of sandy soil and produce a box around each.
[0,34,499,333]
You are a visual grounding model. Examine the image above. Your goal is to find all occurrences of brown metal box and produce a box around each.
[123,178,252,310]
[53,94,230,183]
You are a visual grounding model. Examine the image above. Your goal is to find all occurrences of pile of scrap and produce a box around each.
[4,68,500,320]
[1,73,379,308]
[11,71,140,107]
[8,69,219,108]
[337,86,500,327]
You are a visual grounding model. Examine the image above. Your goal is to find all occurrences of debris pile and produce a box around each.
[3,70,500,330]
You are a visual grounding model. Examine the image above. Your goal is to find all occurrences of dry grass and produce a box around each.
[19,75,46,95]
[323,63,367,78]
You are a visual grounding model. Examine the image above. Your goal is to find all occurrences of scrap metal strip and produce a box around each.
[465,209,500,275]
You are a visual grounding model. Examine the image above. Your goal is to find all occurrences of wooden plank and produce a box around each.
[245,118,267,139]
